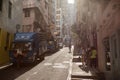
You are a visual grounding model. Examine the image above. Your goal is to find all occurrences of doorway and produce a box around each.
[103,37,111,71]
[110,33,119,79]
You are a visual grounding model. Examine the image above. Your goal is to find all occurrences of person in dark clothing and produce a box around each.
[68,38,72,53]
[68,43,71,53]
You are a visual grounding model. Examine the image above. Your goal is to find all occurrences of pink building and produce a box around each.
[97,0,120,79]
[22,0,48,32]
[76,0,120,79]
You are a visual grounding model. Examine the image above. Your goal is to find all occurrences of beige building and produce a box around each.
[48,0,56,39]
[0,0,22,66]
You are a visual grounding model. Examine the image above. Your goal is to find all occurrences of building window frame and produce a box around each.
[8,1,12,19]
[24,9,30,17]
[0,0,3,12]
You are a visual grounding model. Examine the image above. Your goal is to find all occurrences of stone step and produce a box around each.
[72,58,81,62]
[71,75,98,79]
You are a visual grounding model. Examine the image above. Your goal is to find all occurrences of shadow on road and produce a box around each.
[0,63,39,80]
[45,49,59,57]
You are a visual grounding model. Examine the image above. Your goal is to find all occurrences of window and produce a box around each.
[0,0,3,11]
[8,1,12,19]
[56,10,60,14]
[56,21,60,25]
[24,9,30,17]
[103,38,111,71]
[113,39,117,58]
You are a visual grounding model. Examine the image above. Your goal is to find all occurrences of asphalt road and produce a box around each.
[0,47,72,80]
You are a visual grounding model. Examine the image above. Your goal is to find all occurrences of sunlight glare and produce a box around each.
[68,0,74,4]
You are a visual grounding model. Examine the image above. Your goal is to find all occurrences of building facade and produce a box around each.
[76,0,120,79]
[0,0,22,66]
[97,0,120,80]
[53,0,63,44]
[55,0,76,44]
[22,0,49,32]
[48,0,56,40]
[22,0,56,41]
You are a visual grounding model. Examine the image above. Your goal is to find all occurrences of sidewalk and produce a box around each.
[0,63,13,70]
[71,56,100,80]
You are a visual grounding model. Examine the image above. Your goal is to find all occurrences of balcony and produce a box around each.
[23,0,36,8]
[23,0,48,25]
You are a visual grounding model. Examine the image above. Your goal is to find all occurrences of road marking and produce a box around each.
[0,63,13,70]
[33,72,38,75]
[67,59,72,80]
[54,63,62,66]
[30,72,38,76]
[73,56,80,58]
[63,61,70,64]
[26,78,30,80]
[75,62,82,65]
[44,63,52,66]
[52,65,67,69]
[53,63,67,69]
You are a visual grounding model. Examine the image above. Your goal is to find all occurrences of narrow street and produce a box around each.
[0,47,72,80]
[0,0,120,80]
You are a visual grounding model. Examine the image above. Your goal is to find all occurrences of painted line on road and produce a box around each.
[30,71,38,76]
[67,59,72,80]
[26,77,30,80]
[0,63,13,70]
[63,61,70,64]
[54,63,62,66]
[44,63,52,66]
[52,65,67,69]
[53,63,67,69]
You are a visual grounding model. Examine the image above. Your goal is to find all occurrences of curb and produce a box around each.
[0,63,13,70]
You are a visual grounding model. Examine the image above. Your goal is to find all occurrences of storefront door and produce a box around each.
[110,32,119,79]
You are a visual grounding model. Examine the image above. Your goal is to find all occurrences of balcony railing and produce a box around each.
[23,0,36,8]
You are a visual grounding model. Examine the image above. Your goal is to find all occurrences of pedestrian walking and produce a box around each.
[68,41,71,53]
[81,48,86,67]
[78,47,82,62]
[68,37,72,53]
[85,47,91,67]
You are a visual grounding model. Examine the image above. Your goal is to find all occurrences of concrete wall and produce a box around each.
[0,0,22,65]
[76,0,120,79]
[97,0,120,79]
[0,0,22,33]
